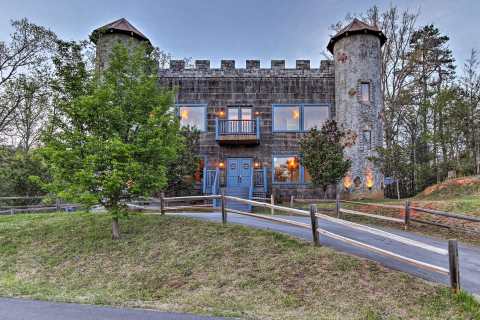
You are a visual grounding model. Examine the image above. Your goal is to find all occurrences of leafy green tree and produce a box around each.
[165,126,200,196]
[299,120,352,197]
[0,147,48,197]
[41,42,181,239]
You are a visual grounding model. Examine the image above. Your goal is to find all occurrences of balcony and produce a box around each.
[215,118,260,145]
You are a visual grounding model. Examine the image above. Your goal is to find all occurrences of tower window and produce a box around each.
[360,82,370,102]
[362,130,372,150]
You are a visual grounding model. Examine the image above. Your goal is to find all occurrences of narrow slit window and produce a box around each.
[360,82,370,102]
[362,130,372,150]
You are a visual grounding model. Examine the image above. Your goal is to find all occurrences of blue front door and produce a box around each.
[227,158,252,188]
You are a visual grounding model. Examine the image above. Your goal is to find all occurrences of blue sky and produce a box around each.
[0,0,478,69]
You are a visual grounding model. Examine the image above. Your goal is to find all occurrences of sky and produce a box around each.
[0,0,478,69]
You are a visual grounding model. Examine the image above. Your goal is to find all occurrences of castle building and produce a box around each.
[91,18,386,202]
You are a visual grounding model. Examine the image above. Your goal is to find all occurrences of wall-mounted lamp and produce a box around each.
[254,161,261,168]
[218,110,225,117]
[343,175,353,190]
[254,111,261,116]
[218,161,225,169]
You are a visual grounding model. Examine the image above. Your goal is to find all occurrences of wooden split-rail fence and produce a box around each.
[151,193,461,294]
[0,196,81,215]
[290,195,480,234]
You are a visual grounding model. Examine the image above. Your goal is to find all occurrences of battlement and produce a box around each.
[163,60,334,72]
[161,59,334,77]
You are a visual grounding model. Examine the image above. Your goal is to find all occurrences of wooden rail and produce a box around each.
[340,208,404,223]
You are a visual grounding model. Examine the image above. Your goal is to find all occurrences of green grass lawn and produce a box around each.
[0,212,479,319]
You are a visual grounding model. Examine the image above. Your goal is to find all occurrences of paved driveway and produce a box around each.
[0,298,231,320]
[170,211,480,295]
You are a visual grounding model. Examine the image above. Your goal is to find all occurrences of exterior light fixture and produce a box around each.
[254,161,261,168]
[218,161,225,169]
[254,111,260,116]
[343,175,353,190]
[365,168,374,190]
[218,110,225,117]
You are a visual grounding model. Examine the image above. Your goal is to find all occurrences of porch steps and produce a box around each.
[225,186,251,212]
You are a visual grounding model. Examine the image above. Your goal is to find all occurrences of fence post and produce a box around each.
[10,208,14,215]
[55,198,61,212]
[221,194,227,225]
[309,204,320,246]
[290,195,294,208]
[448,239,460,294]
[404,200,410,230]
[335,191,341,218]
[270,193,275,215]
[160,192,165,215]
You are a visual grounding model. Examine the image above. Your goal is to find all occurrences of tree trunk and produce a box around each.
[112,217,121,240]
[396,179,401,200]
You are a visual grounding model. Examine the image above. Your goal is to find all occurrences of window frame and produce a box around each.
[272,104,301,133]
[272,154,311,185]
[272,103,331,133]
[176,103,208,132]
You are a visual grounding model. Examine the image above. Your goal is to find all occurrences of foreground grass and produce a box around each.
[0,212,479,319]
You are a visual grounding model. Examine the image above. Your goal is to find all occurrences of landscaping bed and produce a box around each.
[0,212,479,319]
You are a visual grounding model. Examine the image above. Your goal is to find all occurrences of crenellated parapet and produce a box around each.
[159,59,334,77]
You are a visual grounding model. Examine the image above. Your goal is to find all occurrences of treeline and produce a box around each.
[334,6,480,198]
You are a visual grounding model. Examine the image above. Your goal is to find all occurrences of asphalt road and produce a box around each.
[0,298,231,320]
[170,211,480,295]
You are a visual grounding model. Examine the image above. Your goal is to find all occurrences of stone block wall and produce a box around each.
[158,60,335,199]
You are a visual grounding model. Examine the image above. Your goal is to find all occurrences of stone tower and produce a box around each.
[328,19,387,199]
[90,18,151,73]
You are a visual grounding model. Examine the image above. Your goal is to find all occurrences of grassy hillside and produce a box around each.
[0,212,479,319]
[414,176,480,216]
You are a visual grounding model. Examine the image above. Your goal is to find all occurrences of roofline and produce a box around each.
[327,26,387,53]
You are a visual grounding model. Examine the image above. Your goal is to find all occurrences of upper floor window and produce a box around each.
[273,105,300,131]
[360,82,370,103]
[178,104,206,132]
[273,104,330,132]
[303,105,329,131]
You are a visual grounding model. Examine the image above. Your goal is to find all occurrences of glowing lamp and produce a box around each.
[365,168,374,189]
[254,111,260,116]
[218,161,225,169]
[180,110,189,120]
[343,176,352,189]
[293,110,300,119]
[254,161,261,168]
[218,110,225,117]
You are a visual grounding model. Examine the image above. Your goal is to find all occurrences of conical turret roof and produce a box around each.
[327,18,386,53]
[91,18,150,44]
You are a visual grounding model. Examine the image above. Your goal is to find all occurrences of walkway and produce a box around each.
[0,298,231,320]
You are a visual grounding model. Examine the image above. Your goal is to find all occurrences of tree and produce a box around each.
[165,126,200,196]
[0,146,48,197]
[41,42,182,239]
[299,120,352,196]
[0,18,56,138]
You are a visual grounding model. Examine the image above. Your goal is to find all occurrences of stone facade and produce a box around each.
[158,61,336,199]
[92,18,385,200]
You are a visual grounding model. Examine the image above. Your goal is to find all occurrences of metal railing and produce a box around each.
[215,118,260,140]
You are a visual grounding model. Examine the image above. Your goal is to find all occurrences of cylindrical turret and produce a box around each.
[328,19,386,199]
[91,18,151,73]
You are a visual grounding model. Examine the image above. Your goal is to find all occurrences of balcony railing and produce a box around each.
[215,118,260,144]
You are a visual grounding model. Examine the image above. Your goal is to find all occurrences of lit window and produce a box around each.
[273,106,300,131]
[303,106,329,130]
[360,82,370,102]
[179,105,206,131]
[362,130,371,149]
[273,156,300,183]
[304,168,312,183]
